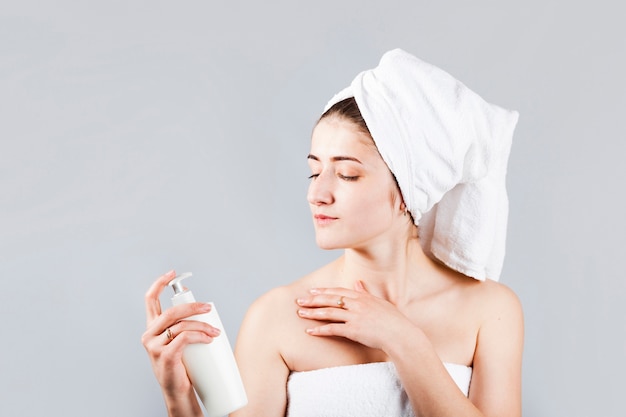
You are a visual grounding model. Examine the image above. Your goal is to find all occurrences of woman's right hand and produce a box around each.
[142,270,221,416]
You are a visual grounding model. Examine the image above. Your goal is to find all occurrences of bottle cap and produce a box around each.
[168,272,193,295]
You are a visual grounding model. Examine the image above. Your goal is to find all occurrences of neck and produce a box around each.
[335,236,445,305]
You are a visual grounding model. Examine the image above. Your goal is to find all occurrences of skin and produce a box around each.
[143,116,524,417]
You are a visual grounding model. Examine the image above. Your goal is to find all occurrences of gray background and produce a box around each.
[1,1,624,416]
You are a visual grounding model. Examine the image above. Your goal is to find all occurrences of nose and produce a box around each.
[307,170,334,206]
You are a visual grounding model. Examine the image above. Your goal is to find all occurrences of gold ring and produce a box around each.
[166,327,173,341]
[337,296,345,308]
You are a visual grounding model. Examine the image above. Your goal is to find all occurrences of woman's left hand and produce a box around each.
[295,281,416,352]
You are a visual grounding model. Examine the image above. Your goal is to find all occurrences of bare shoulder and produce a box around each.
[236,265,336,368]
[481,279,522,324]
[234,278,310,380]
[233,274,322,417]
[244,285,295,320]
[238,271,320,336]
[457,277,523,324]
[237,287,293,349]
[243,277,312,319]
[243,259,337,317]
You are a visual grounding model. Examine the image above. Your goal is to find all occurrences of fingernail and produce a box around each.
[296,298,306,305]
[201,303,212,311]
[298,309,308,316]
[212,327,221,335]
[309,288,321,294]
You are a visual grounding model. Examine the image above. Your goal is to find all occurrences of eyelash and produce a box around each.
[308,174,359,181]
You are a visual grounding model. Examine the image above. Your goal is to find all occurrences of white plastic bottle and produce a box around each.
[168,272,248,417]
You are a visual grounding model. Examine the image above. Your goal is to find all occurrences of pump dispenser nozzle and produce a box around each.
[168,272,193,295]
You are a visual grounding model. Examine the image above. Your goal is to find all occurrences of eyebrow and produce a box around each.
[307,154,363,164]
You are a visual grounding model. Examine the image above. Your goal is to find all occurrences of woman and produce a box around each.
[143,49,523,417]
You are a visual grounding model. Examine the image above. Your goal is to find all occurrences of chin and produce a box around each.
[315,236,346,251]
[316,241,340,250]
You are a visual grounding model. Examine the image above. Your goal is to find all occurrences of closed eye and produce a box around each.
[308,173,359,181]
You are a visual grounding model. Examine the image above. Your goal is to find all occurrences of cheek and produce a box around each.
[372,177,399,207]
[352,183,396,219]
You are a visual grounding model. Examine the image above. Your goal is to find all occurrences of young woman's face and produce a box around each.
[307,117,403,250]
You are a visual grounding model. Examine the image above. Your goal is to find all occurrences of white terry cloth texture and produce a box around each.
[286,361,472,417]
[324,49,519,281]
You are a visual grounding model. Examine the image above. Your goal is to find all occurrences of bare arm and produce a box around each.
[388,285,523,417]
[230,289,291,417]
[468,285,524,416]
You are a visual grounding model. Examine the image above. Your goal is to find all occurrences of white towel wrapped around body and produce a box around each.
[286,361,472,417]
[324,49,518,281]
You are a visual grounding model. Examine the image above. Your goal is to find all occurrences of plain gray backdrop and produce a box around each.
[1,1,624,416]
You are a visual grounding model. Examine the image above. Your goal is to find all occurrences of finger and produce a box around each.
[168,319,221,342]
[147,302,213,336]
[297,306,350,322]
[298,293,355,308]
[145,270,177,325]
[143,314,220,354]
[305,322,346,337]
[309,287,358,297]
[166,328,216,352]
[154,330,217,367]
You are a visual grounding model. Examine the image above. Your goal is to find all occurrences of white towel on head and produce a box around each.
[324,49,518,281]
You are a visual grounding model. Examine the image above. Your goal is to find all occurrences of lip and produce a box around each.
[313,214,338,226]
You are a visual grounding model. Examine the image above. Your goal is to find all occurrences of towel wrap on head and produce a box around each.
[324,49,518,281]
